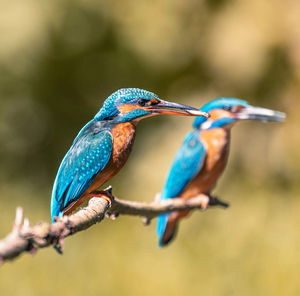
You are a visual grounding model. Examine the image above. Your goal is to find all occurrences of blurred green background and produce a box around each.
[0,0,299,295]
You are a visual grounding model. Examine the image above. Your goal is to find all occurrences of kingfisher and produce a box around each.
[156,98,286,246]
[50,88,209,222]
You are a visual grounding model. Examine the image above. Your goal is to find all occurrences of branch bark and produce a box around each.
[0,189,228,265]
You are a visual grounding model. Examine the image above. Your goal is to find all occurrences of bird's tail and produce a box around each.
[156,212,179,247]
[156,208,192,247]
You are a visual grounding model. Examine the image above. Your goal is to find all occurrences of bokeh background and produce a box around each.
[0,0,299,295]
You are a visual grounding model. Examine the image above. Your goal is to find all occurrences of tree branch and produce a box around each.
[0,189,228,265]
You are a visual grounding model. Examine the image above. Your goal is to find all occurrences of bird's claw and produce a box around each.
[53,216,61,223]
[87,188,114,207]
[199,196,210,210]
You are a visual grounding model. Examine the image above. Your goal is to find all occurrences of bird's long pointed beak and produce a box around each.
[146,100,209,118]
[237,105,286,122]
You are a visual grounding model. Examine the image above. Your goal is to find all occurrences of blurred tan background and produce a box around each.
[0,0,299,295]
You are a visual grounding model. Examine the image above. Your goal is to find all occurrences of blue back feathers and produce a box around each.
[51,120,113,222]
[160,131,206,199]
[156,130,206,246]
[193,97,248,128]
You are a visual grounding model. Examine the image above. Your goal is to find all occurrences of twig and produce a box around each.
[0,189,228,265]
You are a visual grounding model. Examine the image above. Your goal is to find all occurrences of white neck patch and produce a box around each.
[200,120,213,130]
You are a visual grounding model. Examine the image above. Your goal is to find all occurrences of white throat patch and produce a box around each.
[200,120,212,130]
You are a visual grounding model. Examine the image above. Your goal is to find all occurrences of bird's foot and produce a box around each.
[199,195,210,210]
[87,186,119,220]
[53,216,61,223]
[86,188,114,207]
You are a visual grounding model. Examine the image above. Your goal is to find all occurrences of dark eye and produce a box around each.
[223,105,232,111]
[137,98,159,107]
[138,99,147,106]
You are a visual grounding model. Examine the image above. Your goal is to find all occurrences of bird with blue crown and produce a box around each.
[50,88,209,223]
[156,98,286,246]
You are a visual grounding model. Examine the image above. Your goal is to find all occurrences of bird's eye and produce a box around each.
[137,98,159,107]
[138,99,147,106]
[223,105,232,111]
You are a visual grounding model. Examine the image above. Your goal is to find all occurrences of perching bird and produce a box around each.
[156,98,286,246]
[50,88,209,222]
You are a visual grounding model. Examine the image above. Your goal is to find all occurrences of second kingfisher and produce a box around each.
[157,98,286,246]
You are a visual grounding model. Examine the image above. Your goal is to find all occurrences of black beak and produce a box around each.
[146,100,209,118]
[236,105,286,122]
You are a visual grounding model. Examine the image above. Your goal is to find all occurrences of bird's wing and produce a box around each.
[161,130,206,199]
[50,121,113,222]
[156,130,206,244]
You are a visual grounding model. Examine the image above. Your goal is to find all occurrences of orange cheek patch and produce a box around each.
[150,98,159,104]
[232,105,244,112]
[117,104,143,114]
[209,109,232,120]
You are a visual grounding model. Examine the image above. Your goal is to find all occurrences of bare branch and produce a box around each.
[0,190,228,265]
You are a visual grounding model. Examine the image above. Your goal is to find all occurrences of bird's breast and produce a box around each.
[181,127,230,198]
[201,128,230,172]
[110,122,137,168]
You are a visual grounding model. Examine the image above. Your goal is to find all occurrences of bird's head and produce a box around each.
[193,97,286,129]
[95,88,209,123]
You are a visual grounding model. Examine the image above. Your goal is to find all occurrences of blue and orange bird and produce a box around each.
[156,98,286,246]
[50,88,209,222]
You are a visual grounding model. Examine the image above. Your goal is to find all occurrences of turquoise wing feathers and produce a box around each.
[50,120,113,222]
[156,130,206,245]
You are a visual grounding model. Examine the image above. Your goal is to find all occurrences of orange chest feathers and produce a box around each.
[181,128,230,197]
[201,128,230,172]
[110,122,137,168]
